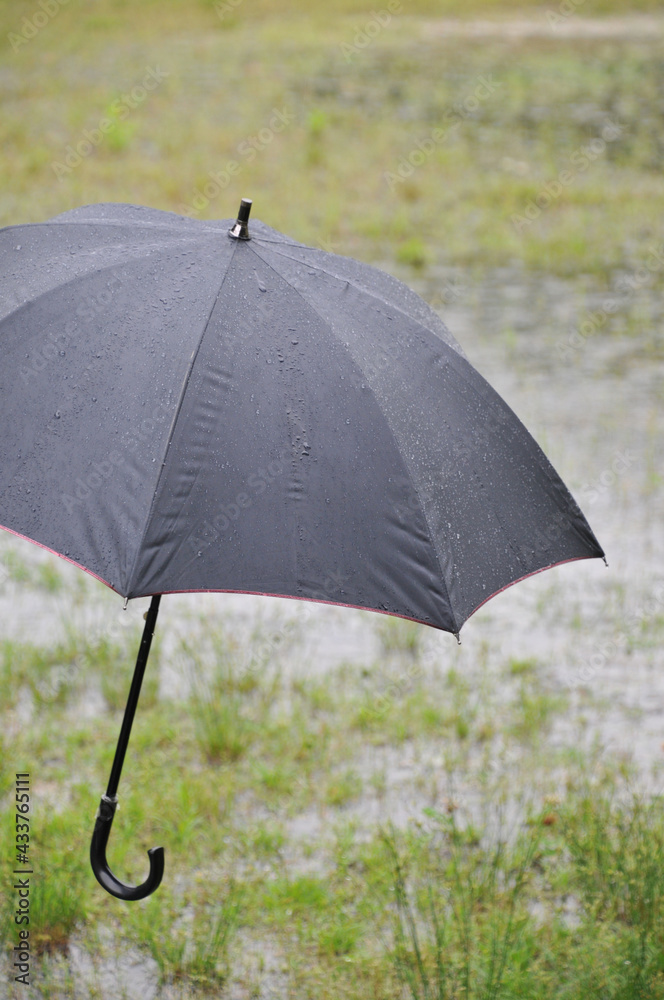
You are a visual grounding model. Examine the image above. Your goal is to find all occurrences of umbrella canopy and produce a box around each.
[0,200,603,637]
[0,199,605,901]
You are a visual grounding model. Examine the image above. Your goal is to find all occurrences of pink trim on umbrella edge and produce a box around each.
[463,553,601,623]
[143,587,452,632]
[0,522,118,593]
[0,522,604,636]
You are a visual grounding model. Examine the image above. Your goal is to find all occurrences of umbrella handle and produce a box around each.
[90,793,164,901]
[90,593,164,901]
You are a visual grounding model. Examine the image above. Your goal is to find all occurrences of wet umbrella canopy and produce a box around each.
[0,200,604,899]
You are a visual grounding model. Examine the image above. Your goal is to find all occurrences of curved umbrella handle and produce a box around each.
[90,794,164,901]
[91,595,164,901]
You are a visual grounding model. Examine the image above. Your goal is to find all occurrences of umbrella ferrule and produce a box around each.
[229,198,252,240]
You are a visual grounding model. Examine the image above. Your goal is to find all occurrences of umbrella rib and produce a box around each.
[254,241,602,622]
[124,241,239,597]
[0,249,186,330]
[0,218,231,236]
[252,240,465,357]
[247,241,461,635]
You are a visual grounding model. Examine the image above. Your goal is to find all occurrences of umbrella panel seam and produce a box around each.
[124,240,239,596]
[253,240,466,359]
[247,240,461,634]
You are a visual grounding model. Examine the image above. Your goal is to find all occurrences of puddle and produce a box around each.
[421,15,664,40]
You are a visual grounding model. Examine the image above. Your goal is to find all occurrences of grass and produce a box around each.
[381,782,664,998]
[1,1,663,284]
[124,881,241,987]
[0,623,157,711]
[0,549,64,593]
[1,595,661,997]
[384,809,543,999]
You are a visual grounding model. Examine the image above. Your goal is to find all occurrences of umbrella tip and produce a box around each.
[229,198,252,240]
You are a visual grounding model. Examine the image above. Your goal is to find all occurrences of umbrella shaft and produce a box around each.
[106,594,161,799]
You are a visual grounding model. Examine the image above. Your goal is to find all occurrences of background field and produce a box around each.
[1,1,663,997]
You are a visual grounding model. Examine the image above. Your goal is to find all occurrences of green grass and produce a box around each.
[1,601,662,997]
[1,797,90,955]
[1,623,157,711]
[0,549,64,592]
[124,881,240,987]
[381,783,664,998]
[1,1,663,282]
[384,811,542,999]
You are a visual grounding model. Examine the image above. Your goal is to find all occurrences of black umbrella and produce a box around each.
[0,199,604,900]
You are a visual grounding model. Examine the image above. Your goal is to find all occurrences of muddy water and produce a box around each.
[1,267,662,780]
